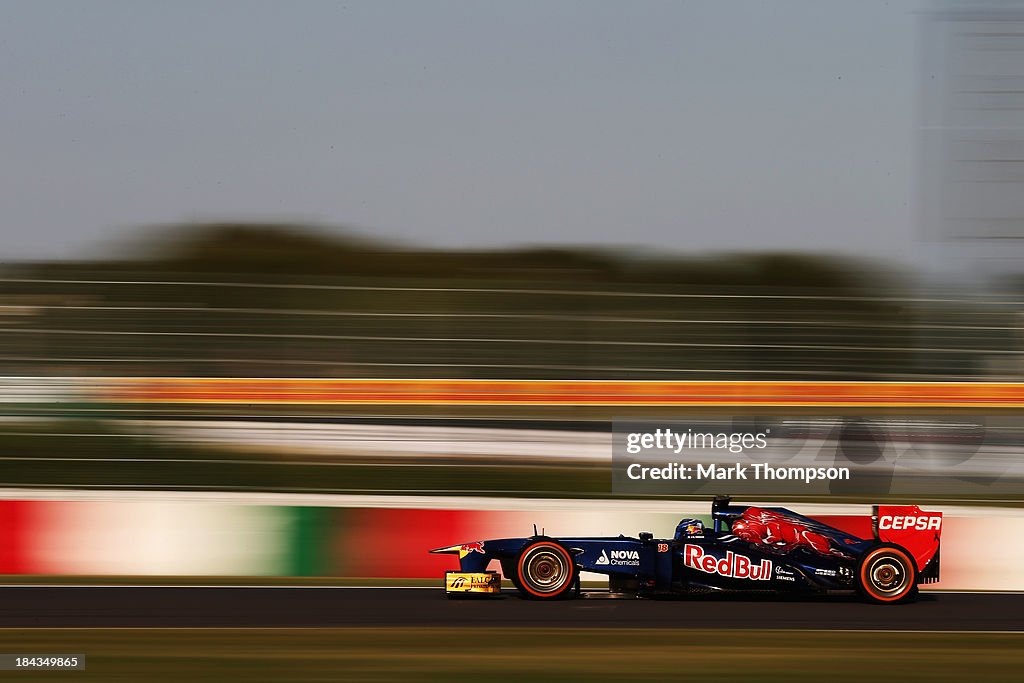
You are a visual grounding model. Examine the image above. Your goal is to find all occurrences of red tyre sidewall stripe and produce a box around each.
[860,547,915,603]
[517,541,574,598]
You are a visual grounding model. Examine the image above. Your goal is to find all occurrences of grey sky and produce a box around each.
[1,0,924,261]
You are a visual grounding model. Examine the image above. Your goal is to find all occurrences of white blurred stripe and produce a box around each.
[119,419,609,461]
[29,501,288,576]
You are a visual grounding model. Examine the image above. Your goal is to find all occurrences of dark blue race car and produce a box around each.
[431,496,942,604]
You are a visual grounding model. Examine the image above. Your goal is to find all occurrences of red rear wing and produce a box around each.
[873,505,942,581]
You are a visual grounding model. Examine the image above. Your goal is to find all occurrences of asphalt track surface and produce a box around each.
[0,587,1021,630]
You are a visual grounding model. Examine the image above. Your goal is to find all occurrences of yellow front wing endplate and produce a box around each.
[444,571,502,595]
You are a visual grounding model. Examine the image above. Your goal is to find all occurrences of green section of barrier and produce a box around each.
[286,507,335,577]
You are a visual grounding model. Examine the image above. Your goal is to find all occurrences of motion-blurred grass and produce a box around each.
[2,628,1020,682]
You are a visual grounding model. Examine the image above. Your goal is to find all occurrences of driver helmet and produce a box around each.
[676,518,705,537]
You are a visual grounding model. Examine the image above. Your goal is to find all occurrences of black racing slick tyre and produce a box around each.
[515,540,577,600]
[856,545,918,604]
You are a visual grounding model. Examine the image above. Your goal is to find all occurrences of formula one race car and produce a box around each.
[430,497,941,604]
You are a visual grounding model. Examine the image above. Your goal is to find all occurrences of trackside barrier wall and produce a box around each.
[0,498,1020,590]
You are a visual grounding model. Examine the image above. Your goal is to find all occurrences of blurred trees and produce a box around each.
[0,222,1002,379]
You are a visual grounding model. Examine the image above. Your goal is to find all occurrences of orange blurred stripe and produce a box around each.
[95,379,1024,407]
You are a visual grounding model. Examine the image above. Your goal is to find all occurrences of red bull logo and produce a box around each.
[684,544,772,581]
[459,541,486,558]
[731,507,847,558]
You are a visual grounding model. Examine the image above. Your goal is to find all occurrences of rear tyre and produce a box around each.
[515,540,576,600]
[856,545,917,604]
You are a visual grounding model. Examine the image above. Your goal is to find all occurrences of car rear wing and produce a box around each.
[872,505,942,583]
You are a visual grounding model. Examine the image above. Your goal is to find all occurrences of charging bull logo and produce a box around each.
[458,542,485,559]
[684,544,772,581]
[731,507,853,559]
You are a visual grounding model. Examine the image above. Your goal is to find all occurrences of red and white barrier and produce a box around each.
[0,491,1021,590]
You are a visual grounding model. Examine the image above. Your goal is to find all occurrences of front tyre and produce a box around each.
[857,545,917,604]
[515,541,576,599]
